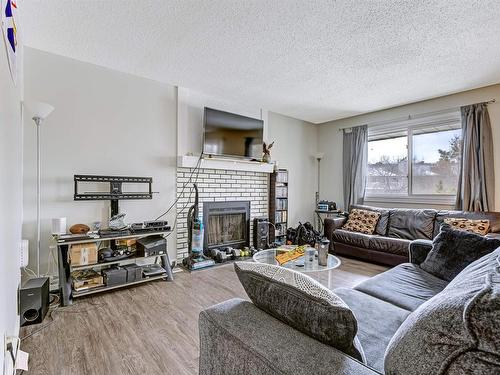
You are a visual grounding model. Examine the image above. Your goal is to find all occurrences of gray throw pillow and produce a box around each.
[385,248,500,375]
[234,262,364,362]
[420,224,500,281]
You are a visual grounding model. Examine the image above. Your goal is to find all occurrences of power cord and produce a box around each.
[154,153,203,221]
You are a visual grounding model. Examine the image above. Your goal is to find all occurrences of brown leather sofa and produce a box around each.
[324,204,500,266]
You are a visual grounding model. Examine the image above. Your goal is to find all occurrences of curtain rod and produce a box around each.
[338,98,496,132]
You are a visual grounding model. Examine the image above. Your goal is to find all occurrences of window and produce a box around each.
[366,112,461,201]
[367,133,408,195]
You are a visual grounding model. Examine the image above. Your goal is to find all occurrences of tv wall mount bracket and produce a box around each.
[73,175,154,216]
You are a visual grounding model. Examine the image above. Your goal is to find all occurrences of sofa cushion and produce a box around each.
[384,248,500,375]
[234,262,363,361]
[351,204,390,236]
[443,217,490,235]
[368,236,410,256]
[433,210,500,238]
[420,224,500,281]
[342,209,381,235]
[387,208,436,240]
[332,229,372,249]
[199,298,379,375]
[354,263,448,311]
[334,288,411,374]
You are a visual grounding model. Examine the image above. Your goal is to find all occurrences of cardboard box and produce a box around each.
[71,270,104,291]
[69,243,98,266]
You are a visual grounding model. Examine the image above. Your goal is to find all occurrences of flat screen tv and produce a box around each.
[203,107,263,159]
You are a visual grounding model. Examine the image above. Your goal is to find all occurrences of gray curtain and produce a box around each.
[343,125,368,211]
[455,103,495,211]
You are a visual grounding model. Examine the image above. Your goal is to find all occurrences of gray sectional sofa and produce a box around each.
[325,204,500,266]
[199,243,500,374]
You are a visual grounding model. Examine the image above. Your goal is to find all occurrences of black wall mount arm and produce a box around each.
[74,175,153,216]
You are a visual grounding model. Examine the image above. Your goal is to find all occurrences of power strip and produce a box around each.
[20,239,29,268]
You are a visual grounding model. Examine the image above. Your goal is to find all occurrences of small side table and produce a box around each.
[315,210,342,233]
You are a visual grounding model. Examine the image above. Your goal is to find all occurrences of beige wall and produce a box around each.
[317,84,500,211]
[23,48,318,280]
[23,48,179,272]
[268,112,317,225]
[0,35,23,372]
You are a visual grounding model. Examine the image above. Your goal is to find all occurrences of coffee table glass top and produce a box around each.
[252,246,341,273]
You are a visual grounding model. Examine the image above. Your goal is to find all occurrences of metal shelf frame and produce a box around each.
[56,230,173,306]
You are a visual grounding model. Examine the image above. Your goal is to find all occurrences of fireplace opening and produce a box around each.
[203,201,250,251]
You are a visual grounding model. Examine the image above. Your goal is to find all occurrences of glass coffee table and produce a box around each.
[252,247,341,289]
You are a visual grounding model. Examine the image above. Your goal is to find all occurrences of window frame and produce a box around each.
[365,111,461,205]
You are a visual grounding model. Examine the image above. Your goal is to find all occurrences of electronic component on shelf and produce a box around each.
[98,246,133,262]
[57,233,95,243]
[98,229,131,238]
[123,264,143,282]
[136,236,167,257]
[102,266,127,286]
[130,222,171,233]
[317,200,337,212]
[144,220,168,228]
[142,264,167,277]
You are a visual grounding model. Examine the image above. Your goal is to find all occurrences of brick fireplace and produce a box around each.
[176,167,268,262]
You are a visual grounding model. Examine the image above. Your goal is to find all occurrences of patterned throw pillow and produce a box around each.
[342,209,381,235]
[234,262,365,362]
[443,218,490,236]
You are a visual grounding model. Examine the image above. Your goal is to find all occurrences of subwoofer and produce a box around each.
[19,277,49,327]
[253,217,269,249]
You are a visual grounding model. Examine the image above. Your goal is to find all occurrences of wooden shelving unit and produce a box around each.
[269,169,288,245]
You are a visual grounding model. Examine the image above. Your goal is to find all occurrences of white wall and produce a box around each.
[177,87,268,157]
[0,36,23,374]
[22,48,317,279]
[23,48,178,273]
[318,84,500,211]
[268,112,317,225]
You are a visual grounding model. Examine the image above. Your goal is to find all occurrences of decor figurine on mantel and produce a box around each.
[262,141,274,163]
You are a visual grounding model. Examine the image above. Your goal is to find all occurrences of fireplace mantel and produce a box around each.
[178,155,275,173]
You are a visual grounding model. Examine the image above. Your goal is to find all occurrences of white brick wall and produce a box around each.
[176,168,269,261]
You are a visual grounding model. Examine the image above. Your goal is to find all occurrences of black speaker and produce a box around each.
[253,218,269,249]
[19,277,49,327]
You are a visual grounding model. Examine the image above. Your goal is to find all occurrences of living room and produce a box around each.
[1,2,500,374]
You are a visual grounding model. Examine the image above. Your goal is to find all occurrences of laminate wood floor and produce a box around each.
[20,257,388,375]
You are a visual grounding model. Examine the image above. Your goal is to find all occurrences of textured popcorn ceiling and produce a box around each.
[22,1,500,123]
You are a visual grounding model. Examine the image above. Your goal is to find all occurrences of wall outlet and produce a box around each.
[3,335,19,375]
[20,239,29,268]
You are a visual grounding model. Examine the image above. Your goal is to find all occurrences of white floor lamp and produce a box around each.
[23,100,55,277]
[315,152,324,231]
[315,152,324,205]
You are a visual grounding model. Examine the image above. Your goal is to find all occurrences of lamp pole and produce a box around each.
[316,157,321,205]
[34,116,42,276]
[315,153,324,231]
[24,100,54,278]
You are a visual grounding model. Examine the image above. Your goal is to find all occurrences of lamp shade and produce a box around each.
[23,100,54,120]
